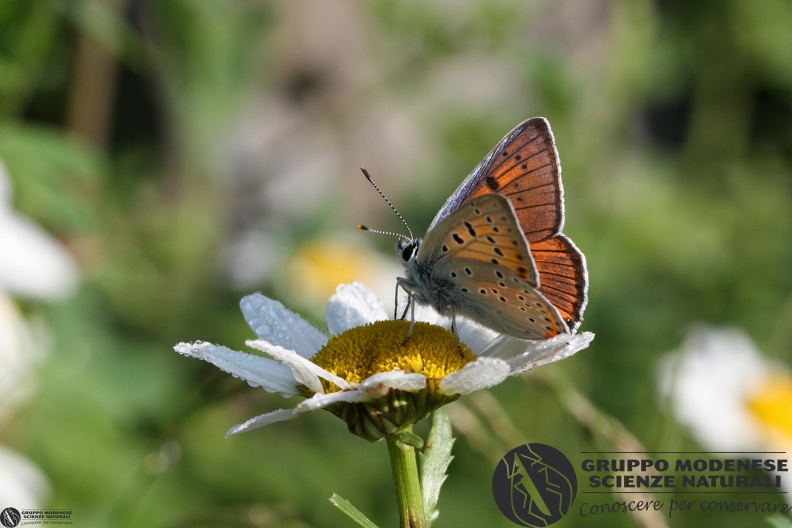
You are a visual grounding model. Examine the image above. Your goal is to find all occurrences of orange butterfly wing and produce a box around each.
[530,235,587,331]
[465,118,563,242]
[432,117,588,330]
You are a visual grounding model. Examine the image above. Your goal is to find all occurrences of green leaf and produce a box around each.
[419,409,455,526]
[329,492,380,528]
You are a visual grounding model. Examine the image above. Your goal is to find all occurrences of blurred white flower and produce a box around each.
[0,158,76,509]
[0,446,49,508]
[0,160,78,300]
[659,326,792,490]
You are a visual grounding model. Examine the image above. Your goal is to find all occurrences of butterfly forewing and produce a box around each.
[419,194,567,339]
[421,194,539,285]
[431,118,564,242]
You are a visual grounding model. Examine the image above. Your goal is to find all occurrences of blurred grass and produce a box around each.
[1,0,791,527]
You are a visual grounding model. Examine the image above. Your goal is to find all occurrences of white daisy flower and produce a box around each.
[659,326,792,490]
[175,282,594,441]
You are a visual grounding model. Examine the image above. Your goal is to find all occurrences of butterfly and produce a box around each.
[396,117,587,340]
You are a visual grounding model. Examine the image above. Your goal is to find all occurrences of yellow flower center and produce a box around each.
[746,373,792,441]
[310,320,474,441]
[311,320,474,392]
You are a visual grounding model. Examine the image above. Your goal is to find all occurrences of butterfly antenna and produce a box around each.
[361,167,414,240]
[357,224,410,242]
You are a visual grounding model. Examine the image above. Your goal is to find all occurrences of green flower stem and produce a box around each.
[386,426,427,528]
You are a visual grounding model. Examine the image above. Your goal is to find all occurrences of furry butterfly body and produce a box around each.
[397,117,588,340]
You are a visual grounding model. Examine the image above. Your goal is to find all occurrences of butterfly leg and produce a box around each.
[395,278,413,321]
[394,278,416,346]
[393,282,400,320]
[398,289,412,321]
[404,292,416,346]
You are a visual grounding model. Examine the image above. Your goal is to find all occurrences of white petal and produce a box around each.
[454,317,500,355]
[246,339,352,393]
[225,408,298,437]
[295,389,369,412]
[225,389,370,437]
[359,371,427,398]
[174,341,298,395]
[478,335,532,359]
[505,332,594,375]
[440,357,511,395]
[326,282,388,335]
[0,209,79,300]
[240,293,327,358]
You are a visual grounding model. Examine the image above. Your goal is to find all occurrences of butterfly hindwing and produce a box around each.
[445,258,567,339]
[531,235,588,331]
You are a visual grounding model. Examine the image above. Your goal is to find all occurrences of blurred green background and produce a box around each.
[2,0,791,527]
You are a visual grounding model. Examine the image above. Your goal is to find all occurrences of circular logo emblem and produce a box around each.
[0,508,21,528]
[492,443,577,527]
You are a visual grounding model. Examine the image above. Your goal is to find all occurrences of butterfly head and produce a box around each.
[396,238,421,266]
[359,167,420,267]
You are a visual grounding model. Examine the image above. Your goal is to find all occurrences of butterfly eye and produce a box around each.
[397,240,419,264]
